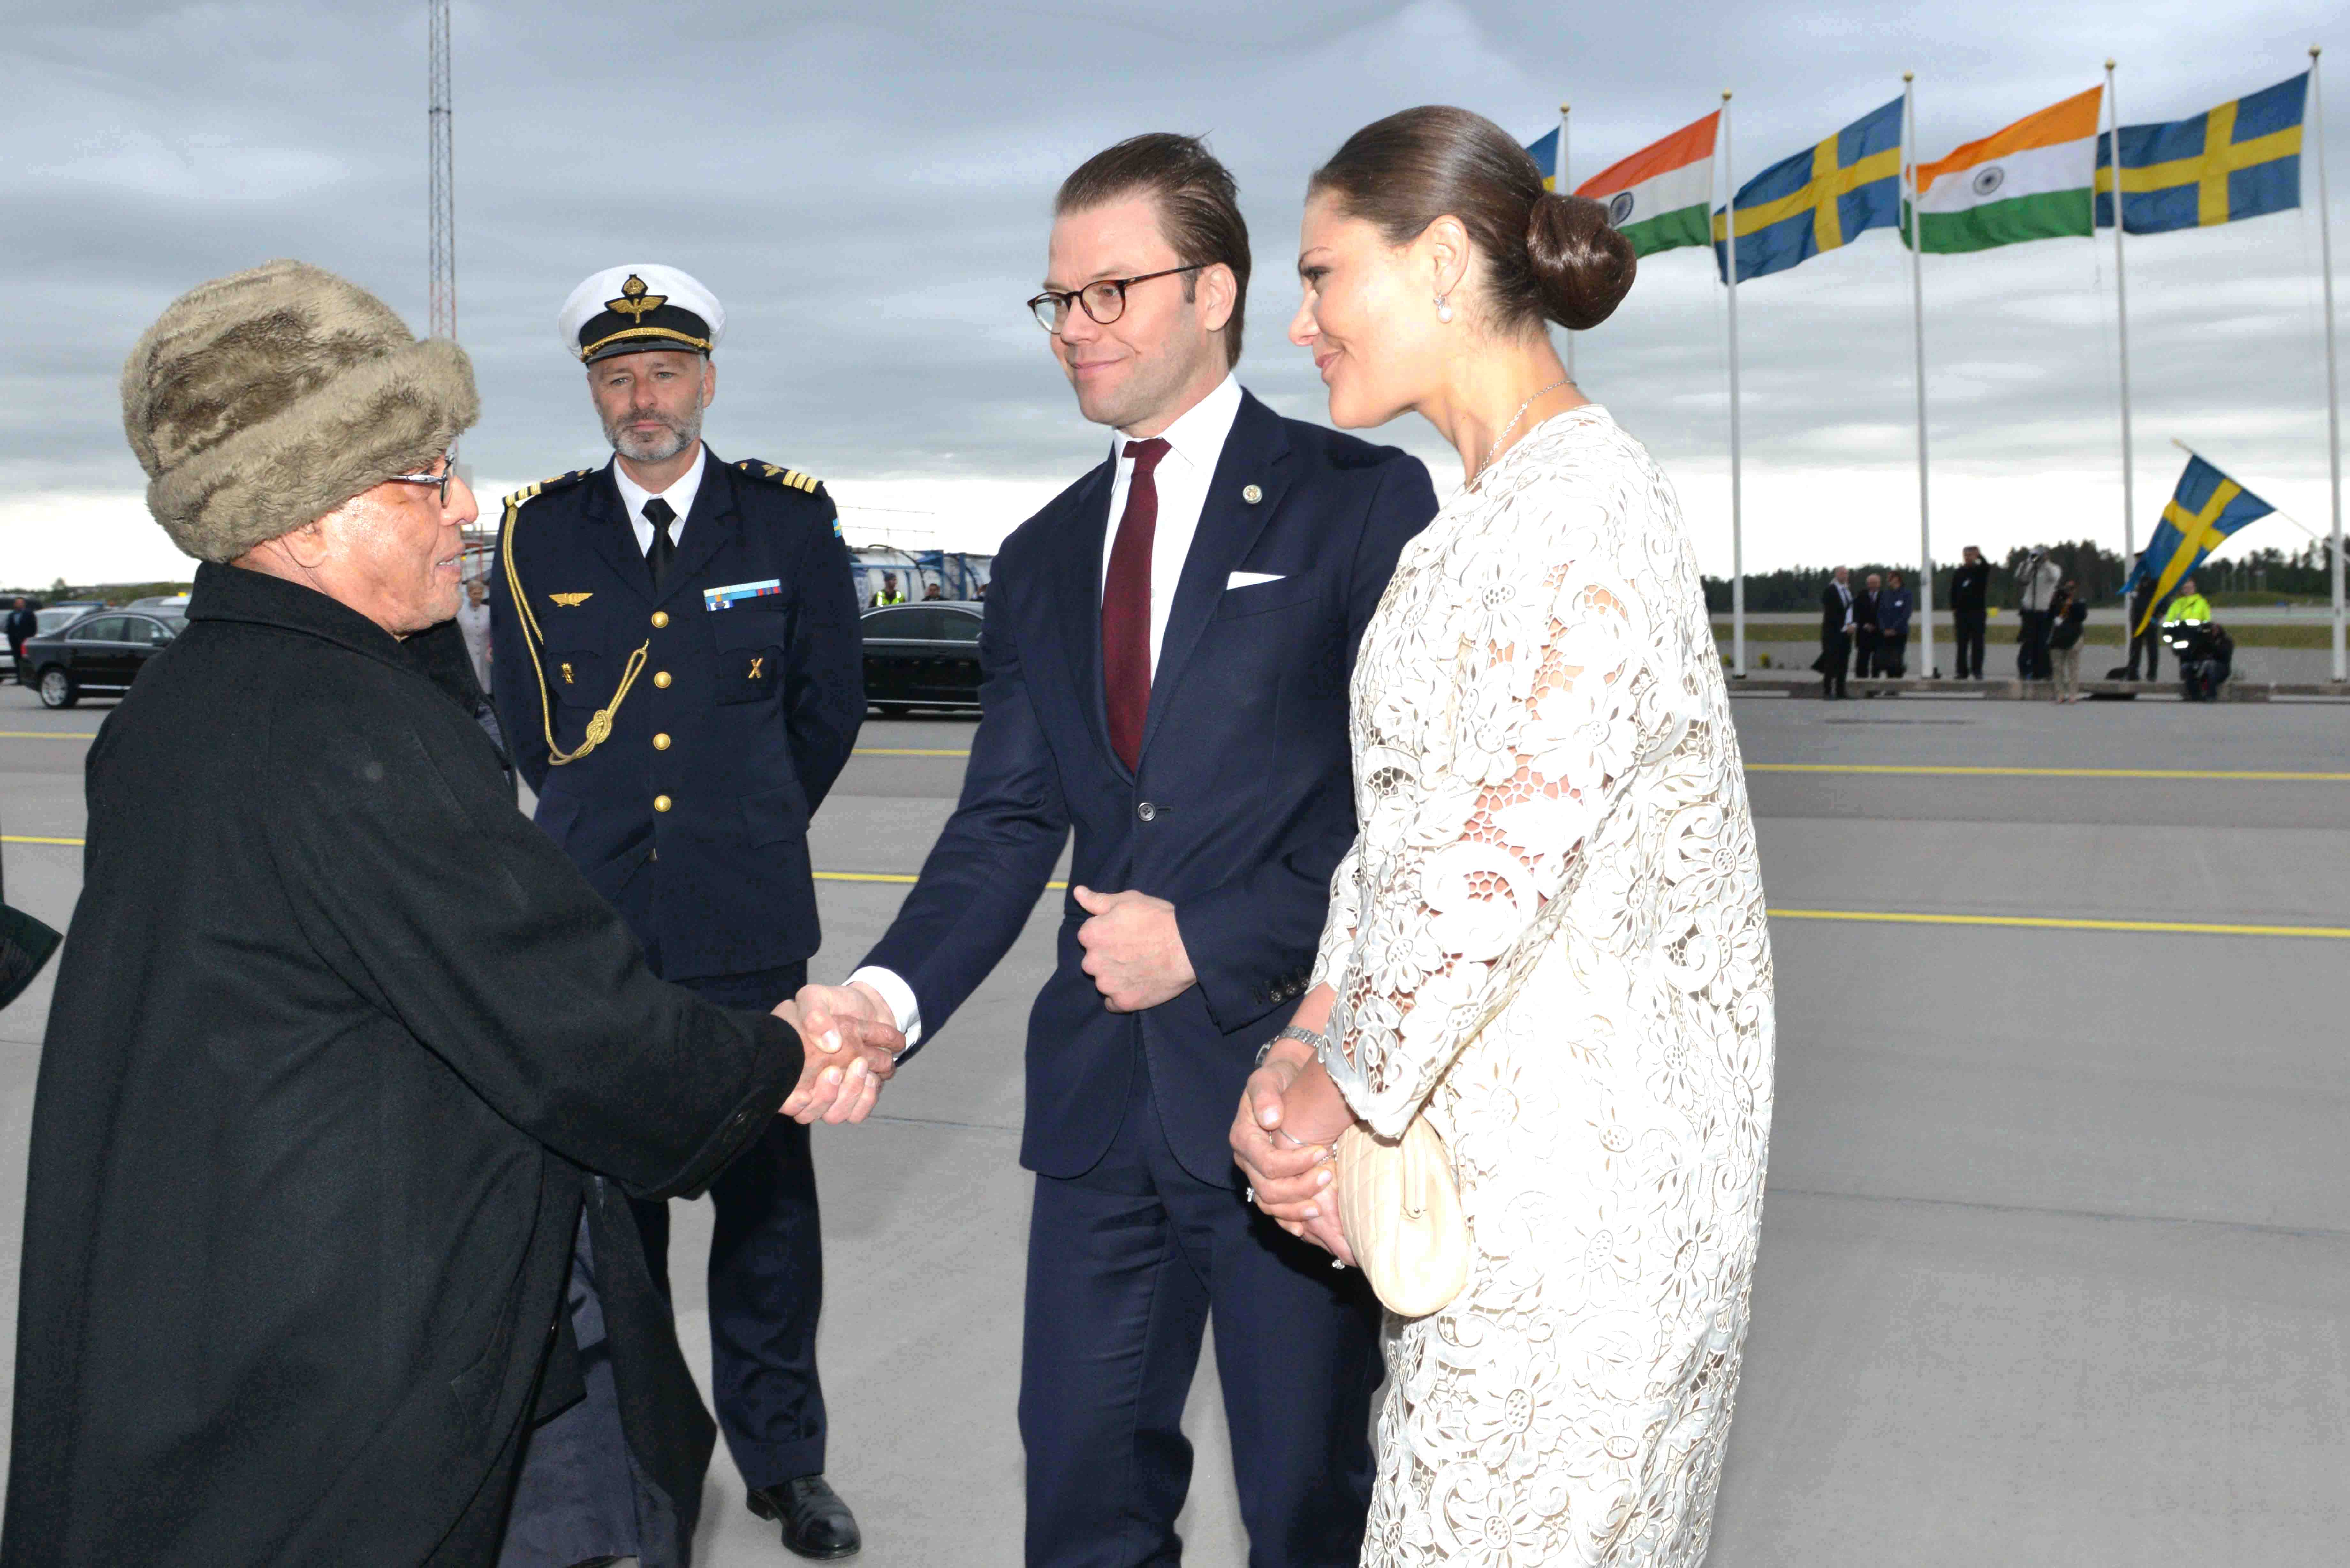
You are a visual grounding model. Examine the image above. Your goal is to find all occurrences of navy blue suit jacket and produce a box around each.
[863,392,1436,1182]
[491,453,864,983]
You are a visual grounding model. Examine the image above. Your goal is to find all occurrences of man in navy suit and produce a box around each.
[792,135,1437,1567]
[491,264,868,1561]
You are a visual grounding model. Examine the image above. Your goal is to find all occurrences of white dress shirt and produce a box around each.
[612,442,708,555]
[848,374,1247,1047]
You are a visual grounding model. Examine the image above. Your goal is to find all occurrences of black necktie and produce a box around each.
[642,497,677,592]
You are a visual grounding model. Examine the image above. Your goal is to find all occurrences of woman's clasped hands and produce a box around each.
[1230,986,1359,1265]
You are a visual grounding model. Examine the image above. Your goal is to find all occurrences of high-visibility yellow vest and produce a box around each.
[2164,592,2212,625]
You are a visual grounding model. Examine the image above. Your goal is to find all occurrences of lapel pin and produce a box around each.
[1241,484,1263,505]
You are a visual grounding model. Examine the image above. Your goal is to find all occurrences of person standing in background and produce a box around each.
[1949,545,1990,679]
[2126,555,2167,682]
[455,577,492,692]
[1853,570,1882,680]
[490,263,867,1562]
[4,599,36,687]
[1876,569,1914,678]
[2015,547,2061,680]
[869,571,904,607]
[2047,577,2088,702]
[1816,566,1854,699]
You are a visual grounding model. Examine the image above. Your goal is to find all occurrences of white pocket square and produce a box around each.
[1226,571,1287,590]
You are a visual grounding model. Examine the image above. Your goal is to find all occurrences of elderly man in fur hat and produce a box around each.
[0,260,899,1568]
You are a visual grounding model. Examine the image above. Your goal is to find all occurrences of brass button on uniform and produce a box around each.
[653,732,672,750]
[654,794,673,813]
[651,610,670,629]
[653,670,672,688]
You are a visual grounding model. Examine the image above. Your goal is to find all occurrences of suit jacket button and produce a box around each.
[1137,801,1156,822]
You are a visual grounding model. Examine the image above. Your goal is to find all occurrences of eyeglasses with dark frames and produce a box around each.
[385,454,459,508]
[1027,265,1208,334]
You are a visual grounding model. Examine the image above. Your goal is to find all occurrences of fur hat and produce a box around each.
[120,260,480,562]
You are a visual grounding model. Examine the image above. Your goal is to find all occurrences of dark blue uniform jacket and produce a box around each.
[491,453,864,981]
[862,392,1436,1183]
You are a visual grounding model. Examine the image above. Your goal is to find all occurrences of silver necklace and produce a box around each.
[1467,376,1573,490]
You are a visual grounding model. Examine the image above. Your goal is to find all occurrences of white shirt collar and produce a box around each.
[1113,373,1241,474]
[613,442,708,551]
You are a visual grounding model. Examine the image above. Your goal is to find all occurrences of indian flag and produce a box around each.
[1909,86,2101,253]
[1575,110,1717,257]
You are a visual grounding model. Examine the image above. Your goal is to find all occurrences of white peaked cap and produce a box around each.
[557,264,727,363]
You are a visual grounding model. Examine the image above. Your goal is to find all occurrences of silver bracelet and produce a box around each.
[1256,1024,1326,1067]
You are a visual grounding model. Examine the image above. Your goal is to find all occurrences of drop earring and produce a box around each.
[1435,294,1453,324]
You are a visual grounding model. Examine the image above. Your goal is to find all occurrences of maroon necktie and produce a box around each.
[1102,438,1169,771]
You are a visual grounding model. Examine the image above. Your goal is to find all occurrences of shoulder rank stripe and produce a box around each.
[737,458,822,494]
[502,467,596,516]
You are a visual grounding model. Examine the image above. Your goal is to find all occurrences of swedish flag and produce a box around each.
[1526,127,1559,191]
[2096,72,2306,234]
[2124,454,2275,634]
[1714,98,1903,282]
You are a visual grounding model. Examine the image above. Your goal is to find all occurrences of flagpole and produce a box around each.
[1904,72,1935,681]
[1722,90,1745,678]
[2106,60,2140,616]
[1562,102,1576,383]
[2311,45,2345,683]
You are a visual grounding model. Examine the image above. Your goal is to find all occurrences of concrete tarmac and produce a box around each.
[0,684,2344,1565]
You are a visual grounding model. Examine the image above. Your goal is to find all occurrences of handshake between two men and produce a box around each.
[776,884,1194,1124]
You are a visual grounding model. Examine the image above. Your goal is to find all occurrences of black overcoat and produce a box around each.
[2,563,802,1566]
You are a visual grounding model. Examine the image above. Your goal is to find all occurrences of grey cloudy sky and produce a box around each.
[5,0,2344,583]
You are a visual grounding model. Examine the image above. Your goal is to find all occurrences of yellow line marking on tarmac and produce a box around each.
[1770,908,2350,940]
[2,840,2333,938]
[5,733,2338,781]
[815,870,1070,891]
[849,751,2350,782]
[1748,763,2350,781]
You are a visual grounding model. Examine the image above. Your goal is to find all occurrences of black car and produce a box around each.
[861,601,982,714]
[22,609,186,708]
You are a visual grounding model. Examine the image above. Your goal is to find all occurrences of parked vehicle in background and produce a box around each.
[860,601,982,714]
[20,610,186,708]
[126,594,191,611]
[33,606,98,636]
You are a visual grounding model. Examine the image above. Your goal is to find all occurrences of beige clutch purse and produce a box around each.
[1335,1117,1469,1318]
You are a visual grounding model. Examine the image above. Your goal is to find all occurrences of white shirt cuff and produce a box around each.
[846,965,923,1049]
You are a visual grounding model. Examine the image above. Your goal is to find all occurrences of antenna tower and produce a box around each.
[427,0,455,338]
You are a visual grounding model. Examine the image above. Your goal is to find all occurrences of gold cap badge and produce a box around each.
[605,274,668,322]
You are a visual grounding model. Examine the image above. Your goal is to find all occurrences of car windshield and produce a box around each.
[34,609,84,635]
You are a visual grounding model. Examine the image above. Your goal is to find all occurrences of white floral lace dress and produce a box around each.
[1312,407,1774,1568]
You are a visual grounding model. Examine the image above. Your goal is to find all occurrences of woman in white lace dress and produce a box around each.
[1232,108,1774,1567]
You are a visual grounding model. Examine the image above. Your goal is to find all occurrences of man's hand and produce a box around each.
[780,984,903,1125]
[1073,885,1194,1013]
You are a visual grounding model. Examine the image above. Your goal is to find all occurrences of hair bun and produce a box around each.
[1526,191,1636,331]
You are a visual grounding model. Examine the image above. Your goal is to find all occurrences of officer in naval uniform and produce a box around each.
[490,265,866,1561]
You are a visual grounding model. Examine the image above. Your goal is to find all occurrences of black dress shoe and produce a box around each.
[747,1476,861,1560]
